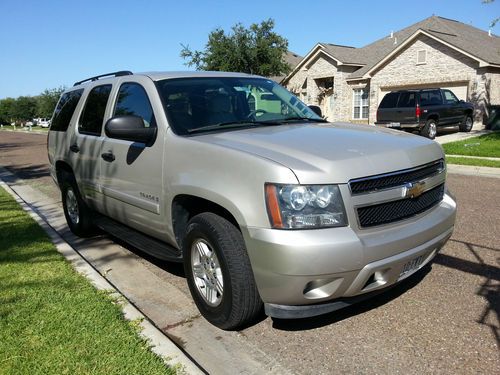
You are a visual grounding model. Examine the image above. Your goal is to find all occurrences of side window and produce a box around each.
[79,85,112,135]
[397,92,416,108]
[50,89,84,132]
[114,83,155,128]
[379,92,399,108]
[443,90,459,104]
[420,90,442,106]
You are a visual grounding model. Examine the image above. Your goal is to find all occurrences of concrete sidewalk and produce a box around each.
[0,165,292,375]
[446,163,500,179]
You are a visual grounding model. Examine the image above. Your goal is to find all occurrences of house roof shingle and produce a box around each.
[270,50,303,82]
[346,16,500,79]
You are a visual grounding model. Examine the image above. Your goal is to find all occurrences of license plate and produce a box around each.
[386,122,400,128]
[399,255,424,280]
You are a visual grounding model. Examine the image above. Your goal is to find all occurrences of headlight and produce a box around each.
[265,184,348,229]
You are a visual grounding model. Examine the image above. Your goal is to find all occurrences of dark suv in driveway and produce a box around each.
[375,88,474,139]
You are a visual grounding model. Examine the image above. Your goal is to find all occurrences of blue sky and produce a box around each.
[0,0,498,99]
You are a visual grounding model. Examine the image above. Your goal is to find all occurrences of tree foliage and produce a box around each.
[482,0,499,28]
[0,86,65,124]
[180,19,291,77]
[36,87,65,118]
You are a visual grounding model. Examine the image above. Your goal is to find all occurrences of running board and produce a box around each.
[94,216,182,262]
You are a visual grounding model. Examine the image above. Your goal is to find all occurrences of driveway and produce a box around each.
[0,131,498,374]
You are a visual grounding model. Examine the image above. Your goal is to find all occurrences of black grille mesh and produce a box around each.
[357,184,445,228]
[350,161,444,194]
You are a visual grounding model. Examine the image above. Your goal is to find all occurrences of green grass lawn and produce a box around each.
[0,187,175,375]
[446,156,500,168]
[442,132,500,157]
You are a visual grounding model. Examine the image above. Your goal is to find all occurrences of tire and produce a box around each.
[60,172,95,237]
[420,119,437,139]
[459,115,473,132]
[183,213,262,330]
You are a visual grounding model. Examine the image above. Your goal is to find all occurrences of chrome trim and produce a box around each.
[350,172,445,208]
[348,159,445,195]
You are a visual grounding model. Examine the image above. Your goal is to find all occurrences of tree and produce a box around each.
[12,96,37,123]
[0,98,16,124]
[482,0,499,28]
[36,87,65,118]
[181,19,291,77]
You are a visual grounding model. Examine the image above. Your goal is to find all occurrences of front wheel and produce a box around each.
[183,213,262,330]
[60,172,95,237]
[420,119,437,139]
[459,115,473,132]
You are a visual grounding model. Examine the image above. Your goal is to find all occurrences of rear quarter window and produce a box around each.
[379,92,399,108]
[50,89,84,132]
[397,92,416,108]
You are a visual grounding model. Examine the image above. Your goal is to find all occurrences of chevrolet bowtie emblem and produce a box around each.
[404,181,426,198]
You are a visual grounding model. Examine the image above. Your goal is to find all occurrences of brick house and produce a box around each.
[282,16,500,125]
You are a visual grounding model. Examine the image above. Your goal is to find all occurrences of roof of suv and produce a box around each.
[72,71,263,87]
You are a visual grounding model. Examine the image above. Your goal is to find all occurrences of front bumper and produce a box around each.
[242,193,456,317]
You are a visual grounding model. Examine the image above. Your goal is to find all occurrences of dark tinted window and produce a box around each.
[379,92,399,108]
[419,90,442,106]
[397,92,416,108]
[443,90,459,104]
[79,85,112,135]
[114,83,155,128]
[50,89,84,132]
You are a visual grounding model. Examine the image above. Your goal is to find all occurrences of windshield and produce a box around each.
[156,77,323,135]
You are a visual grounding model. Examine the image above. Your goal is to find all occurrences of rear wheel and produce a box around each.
[60,172,95,237]
[183,213,262,330]
[459,115,473,132]
[420,119,437,139]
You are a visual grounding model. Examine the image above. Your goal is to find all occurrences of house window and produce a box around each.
[417,49,427,64]
[353,88,369,119]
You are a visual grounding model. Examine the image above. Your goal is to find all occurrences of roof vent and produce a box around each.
[394,36,398,45]
[390,30,394,38]
[488,29,492,37]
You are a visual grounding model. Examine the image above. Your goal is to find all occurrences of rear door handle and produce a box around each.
[101,152,115,162]
[69,144,80,153]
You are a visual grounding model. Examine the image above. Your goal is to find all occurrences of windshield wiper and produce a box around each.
[277,117,329,123]
[187,120,281,134]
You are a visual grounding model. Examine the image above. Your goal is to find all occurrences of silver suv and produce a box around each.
[48,71,457,329]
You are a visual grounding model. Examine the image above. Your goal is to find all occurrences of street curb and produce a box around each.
[446,163,500,179]
[0,178,204,375]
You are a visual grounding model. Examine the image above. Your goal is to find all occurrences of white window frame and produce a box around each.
[352,88,369,120]
[417,49,427,65]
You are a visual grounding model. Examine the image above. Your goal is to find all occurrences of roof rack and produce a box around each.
[73,71,133,86]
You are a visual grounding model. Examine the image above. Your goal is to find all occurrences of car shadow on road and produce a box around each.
[435,238,500,347]
[3,164,51,181]
[271,265,431,331]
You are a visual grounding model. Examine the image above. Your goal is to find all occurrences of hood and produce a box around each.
[192,122,444,184]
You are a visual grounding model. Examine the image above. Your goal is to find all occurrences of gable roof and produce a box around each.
[348,16,500,79]
[269,51,303,82]
[283,16,500,83]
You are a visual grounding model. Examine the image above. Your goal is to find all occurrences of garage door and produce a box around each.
[378,81,469,105]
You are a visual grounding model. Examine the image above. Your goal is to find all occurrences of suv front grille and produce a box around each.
[349,160,444,195]
[357,183,445,228]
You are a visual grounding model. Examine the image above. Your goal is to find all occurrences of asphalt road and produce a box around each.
[1,130,498,374]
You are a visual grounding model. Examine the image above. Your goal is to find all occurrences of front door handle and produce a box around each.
[69,144,80,153]
[101,152,115,162]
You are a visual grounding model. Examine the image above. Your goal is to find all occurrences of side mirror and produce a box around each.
[105,116,157,145]
[308,105,322,118]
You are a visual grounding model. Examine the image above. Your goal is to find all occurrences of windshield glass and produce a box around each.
[156,77,322,135]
